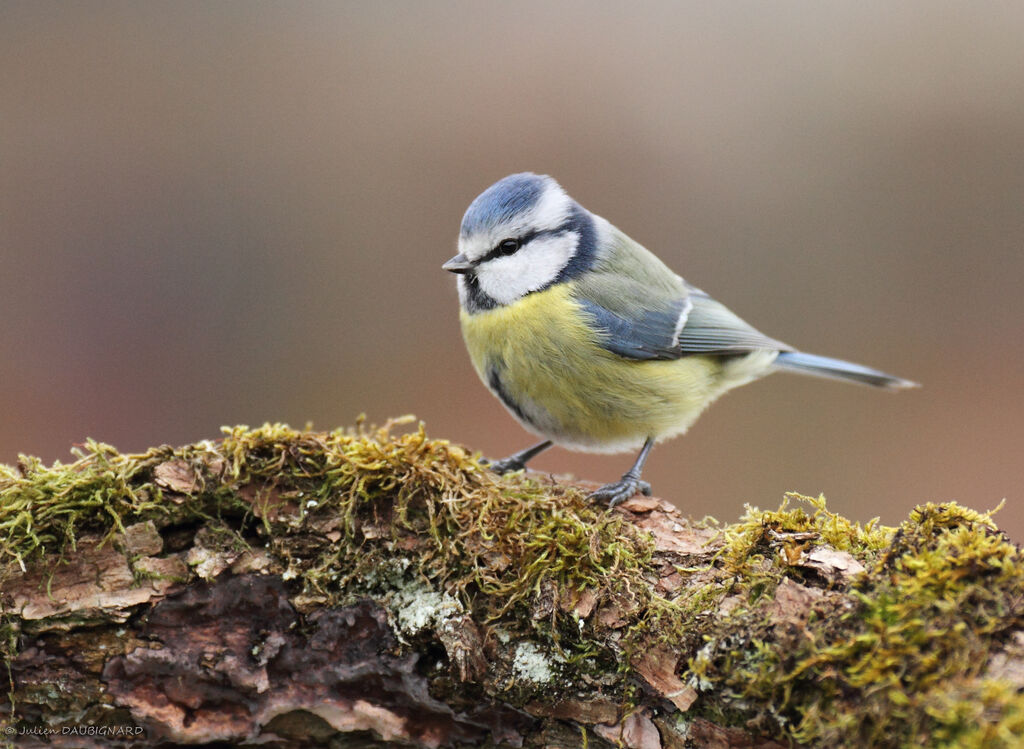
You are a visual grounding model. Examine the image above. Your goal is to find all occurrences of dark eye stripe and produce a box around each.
[477,229,545,264]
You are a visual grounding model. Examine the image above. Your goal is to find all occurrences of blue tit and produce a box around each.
[443,173,918,507]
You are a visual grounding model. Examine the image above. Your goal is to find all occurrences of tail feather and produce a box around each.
[773,351,919,390]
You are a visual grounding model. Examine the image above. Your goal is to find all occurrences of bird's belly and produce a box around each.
[459,287,731,454]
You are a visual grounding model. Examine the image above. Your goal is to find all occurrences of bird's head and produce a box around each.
[444,173,597,310]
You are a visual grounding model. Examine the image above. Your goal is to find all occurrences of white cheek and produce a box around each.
[476,233,578,305]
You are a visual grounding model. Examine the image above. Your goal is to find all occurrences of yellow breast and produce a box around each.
[459,284,729,453]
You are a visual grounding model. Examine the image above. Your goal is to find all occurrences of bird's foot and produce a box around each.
[481,456,526,475]
[480,441,553,476]
[588,475,652,508]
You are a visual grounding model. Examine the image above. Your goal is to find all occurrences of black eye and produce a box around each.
[498,238,520,256]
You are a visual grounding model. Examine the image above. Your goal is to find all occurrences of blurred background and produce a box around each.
[2,2,1022,536]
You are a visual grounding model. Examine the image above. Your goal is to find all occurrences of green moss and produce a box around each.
[930,680,1024,748]
[0,442,162,570]
[717,492,890,574]
[0,421,653,703]
[690,497,1024,747]
[2,423,1022,746]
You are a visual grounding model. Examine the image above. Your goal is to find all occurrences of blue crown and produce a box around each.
[460,173,550,237]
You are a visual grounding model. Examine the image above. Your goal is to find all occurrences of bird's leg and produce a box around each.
[484,440,553,475]
[589,438,655,508]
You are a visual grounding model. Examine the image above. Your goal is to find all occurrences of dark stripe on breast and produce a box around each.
[487,367,531,425]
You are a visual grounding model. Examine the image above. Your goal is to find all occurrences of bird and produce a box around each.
[443,173,917,507]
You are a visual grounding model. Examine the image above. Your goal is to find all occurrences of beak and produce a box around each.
[442,253,474,274]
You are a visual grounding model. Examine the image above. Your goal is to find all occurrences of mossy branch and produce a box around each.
[1,421,1022,748]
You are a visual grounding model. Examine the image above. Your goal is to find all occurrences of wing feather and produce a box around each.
[675,290,790,354]
[571,223,789,361]
[578,287,789,361]
[577,297,690,360]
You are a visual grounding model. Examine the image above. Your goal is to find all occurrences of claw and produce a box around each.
[588,476,652,508]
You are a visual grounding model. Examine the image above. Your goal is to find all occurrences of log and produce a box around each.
[1,421,1022,748]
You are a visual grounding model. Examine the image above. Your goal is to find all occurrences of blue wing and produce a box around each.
[579,288,789,361]
[577,296,689,360]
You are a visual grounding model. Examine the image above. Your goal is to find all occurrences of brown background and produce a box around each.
[3,3,1022,535]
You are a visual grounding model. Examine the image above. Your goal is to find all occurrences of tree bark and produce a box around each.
[1,425,1021,748]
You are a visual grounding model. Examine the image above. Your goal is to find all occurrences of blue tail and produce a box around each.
[773,351,918,390]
